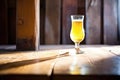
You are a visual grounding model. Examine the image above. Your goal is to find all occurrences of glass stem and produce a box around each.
[75,42,80,54]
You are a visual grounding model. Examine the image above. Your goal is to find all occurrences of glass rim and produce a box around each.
[71,15,84,17]
[71,15,84,21]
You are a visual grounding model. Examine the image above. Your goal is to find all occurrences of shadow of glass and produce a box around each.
[0,56,55,71]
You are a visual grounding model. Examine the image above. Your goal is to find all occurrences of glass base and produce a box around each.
[75,48,84,54]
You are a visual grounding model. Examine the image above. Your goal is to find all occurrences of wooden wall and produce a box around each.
[0,0,120,46]
[0,0,16,45]
[40,0,120,45]
[40,0,86,44]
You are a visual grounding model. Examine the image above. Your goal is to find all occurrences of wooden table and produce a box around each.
[0,45,120,80]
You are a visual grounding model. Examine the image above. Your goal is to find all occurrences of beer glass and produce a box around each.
[70,15,85,54]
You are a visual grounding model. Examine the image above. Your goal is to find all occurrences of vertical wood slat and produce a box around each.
[78,0,86,15]
[7,0,16,44]
[118,0,120,41]
[86,0,101,44]
[39,0,119,45]
[0,0,8,44]
[16,0,39,50]
[40,0,45,44]
[45,0,61,44]
[62,0,78,44]
[104,0,118,44]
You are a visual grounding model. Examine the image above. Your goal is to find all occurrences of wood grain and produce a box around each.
[16,0,39,50]
[45,0,61,44]
[86,0,101,44]
[0,50,57,75]
[0,45,120,79]
[104,0,118,44]
[53,46,120,75]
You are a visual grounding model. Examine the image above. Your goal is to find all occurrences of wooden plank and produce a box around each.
[86,0,101,44]
[0,51,56,75]
[102,45,120,56]
[0,50,58,80]
[104,0,118,44]
[0,45,120,79]
[53,46,120,76]
[16,0,39,50]
[0,0,8,44]
[45,0,61,44]
[62,0,78,44]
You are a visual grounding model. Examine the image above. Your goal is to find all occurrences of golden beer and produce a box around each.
[70,20,85,43]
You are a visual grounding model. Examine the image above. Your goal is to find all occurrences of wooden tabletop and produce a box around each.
[0,45,120,80]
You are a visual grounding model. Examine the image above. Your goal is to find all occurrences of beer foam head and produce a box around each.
[71,15,84,22]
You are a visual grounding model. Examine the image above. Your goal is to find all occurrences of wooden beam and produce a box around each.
[16,0,39,50]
